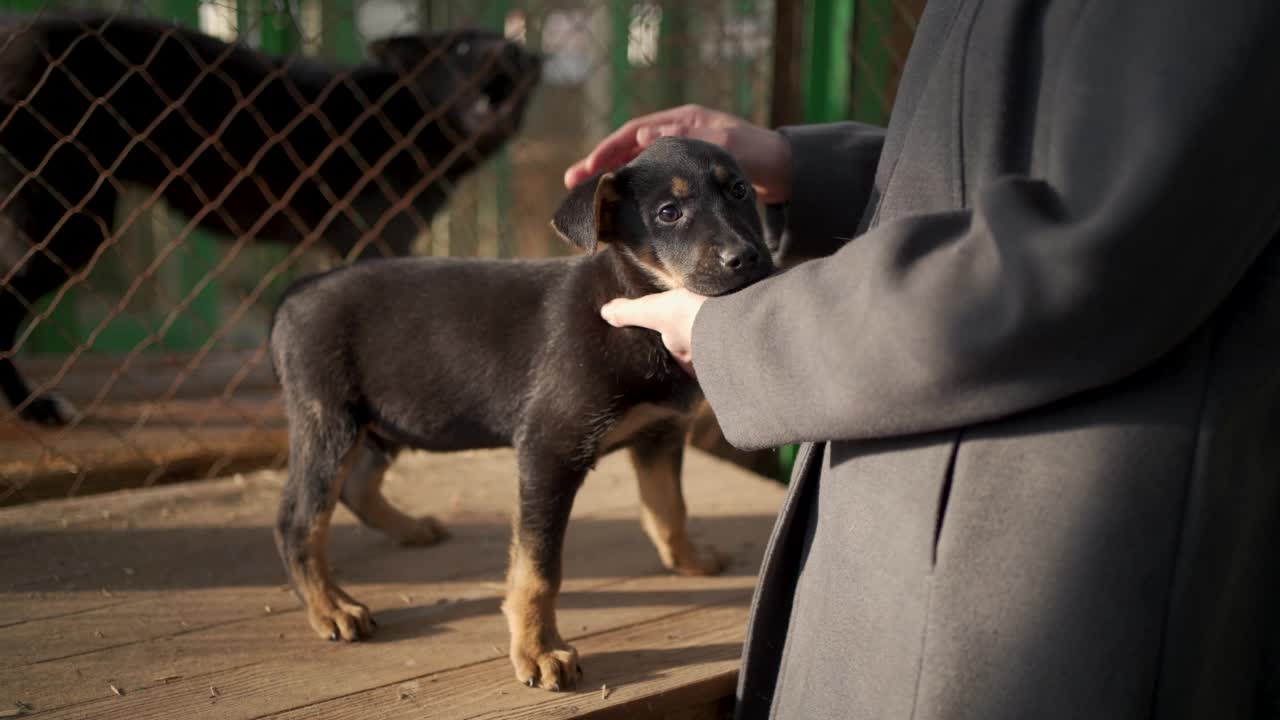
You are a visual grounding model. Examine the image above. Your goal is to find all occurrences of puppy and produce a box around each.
[268,136,776,691]
[0,13,540,425]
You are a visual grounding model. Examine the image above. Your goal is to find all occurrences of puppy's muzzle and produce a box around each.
[717,244,762,271]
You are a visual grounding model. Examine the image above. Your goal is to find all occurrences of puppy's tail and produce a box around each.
[267,307,288,387]
[267,265,347,384]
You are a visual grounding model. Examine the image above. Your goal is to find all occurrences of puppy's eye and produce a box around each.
[730,181,748,200]
[657,204,681,223]
[455,42,471,55]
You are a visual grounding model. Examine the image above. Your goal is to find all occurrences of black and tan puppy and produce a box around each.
[268,137,775,691]
[0,13,540,425]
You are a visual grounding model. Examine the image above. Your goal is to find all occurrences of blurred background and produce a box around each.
[0,0,923,503]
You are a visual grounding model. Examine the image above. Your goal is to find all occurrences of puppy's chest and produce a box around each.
[596,381,702,454]
[599,403,682,449]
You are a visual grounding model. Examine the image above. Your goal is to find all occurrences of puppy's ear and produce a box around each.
[551,172,622,254]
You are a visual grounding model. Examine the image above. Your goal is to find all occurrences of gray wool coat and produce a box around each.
[691,0,1280,718]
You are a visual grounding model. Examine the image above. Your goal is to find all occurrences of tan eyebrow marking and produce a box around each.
[671,177,690,197]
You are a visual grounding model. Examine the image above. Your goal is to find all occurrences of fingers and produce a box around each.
[604,104,706,152]
[565,104,717,187]
[599,297,640,329]
[635,123,731,149]
[568,122,791,203]
[600,290,705,379]
[563,114,676,187]
[600,290,703,331]
[672,352,697,378]
[566,121,733,188]
[600,293,677,330]
[563,140,640,187]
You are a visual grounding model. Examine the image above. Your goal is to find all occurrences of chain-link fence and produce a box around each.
[0,0,921,504]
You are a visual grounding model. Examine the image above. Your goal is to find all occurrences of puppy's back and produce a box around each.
[270,256,580,448]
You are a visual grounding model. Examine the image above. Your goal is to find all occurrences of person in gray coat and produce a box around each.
[565,0,1280,718]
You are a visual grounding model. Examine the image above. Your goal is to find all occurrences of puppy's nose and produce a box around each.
[719,246,760,270]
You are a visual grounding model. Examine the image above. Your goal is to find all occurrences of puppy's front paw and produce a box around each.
[19,392,79,426]
[670,543,728,577]
[304,588,375,642]
[395,515,450,547]
[511,638,582,692]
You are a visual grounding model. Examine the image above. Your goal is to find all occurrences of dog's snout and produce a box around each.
[501,43,542,71]
[520,48,547,68]
[719,245,760,270]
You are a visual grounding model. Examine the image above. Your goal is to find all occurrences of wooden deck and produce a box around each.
[0,446,784,719]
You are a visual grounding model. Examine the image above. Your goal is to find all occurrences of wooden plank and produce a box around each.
[261,603,747,720]
[23,602,747,720]
[21,577,753,720]
[0,448,783,718]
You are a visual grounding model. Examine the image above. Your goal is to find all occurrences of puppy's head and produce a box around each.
[552,137,776,296]
[368,29,541,151]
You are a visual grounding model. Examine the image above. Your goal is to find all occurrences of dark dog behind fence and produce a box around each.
[0,12,540,426]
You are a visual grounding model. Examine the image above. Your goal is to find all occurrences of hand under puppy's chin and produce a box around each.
[683,269,773,297]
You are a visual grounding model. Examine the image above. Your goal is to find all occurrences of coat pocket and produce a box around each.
[931,429,965,569]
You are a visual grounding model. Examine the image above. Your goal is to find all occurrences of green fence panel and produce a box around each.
[608,0,631,132]
[850,0,893,125]
[802,0,853,123]
[776,0,855,484]
[25,294,79,353]
[321,0,363,60]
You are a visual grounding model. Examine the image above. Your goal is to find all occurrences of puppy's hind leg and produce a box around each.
[339,433,449,547]
[275,411,375,642]
[630,421,727,577]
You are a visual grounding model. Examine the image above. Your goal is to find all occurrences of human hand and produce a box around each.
[564,104,793,204]
[600,289,708,377]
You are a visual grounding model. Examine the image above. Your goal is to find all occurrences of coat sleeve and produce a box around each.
[768,122,886,260]
[692,2,1280,451]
